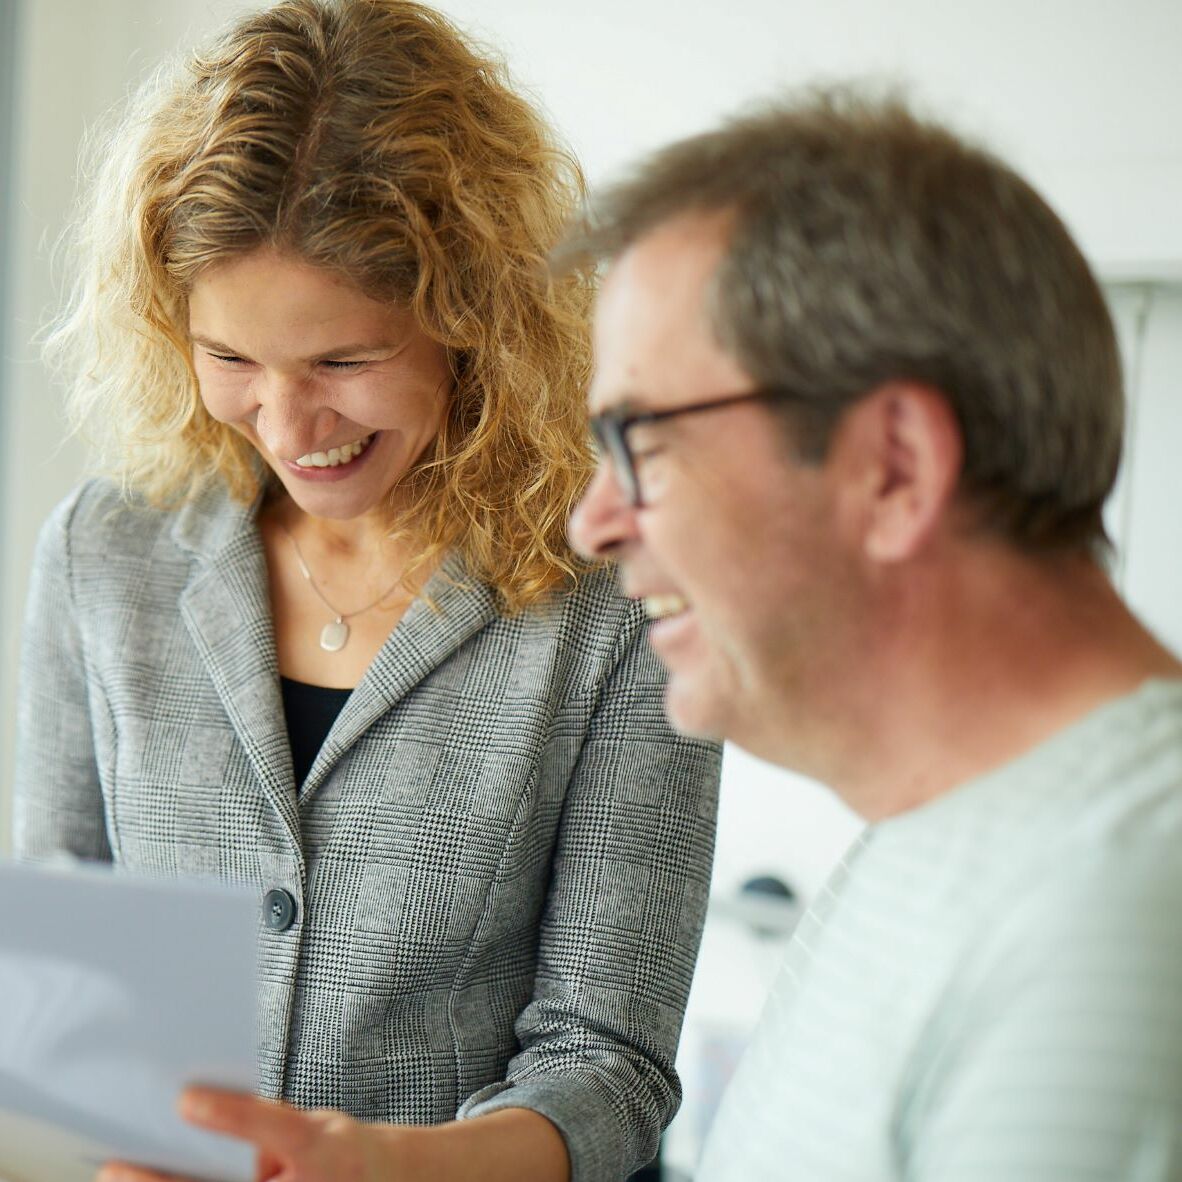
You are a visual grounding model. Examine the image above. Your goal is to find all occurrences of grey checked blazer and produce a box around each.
[13,479,721,1182]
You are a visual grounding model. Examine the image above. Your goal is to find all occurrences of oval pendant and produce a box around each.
[320,619,349,652]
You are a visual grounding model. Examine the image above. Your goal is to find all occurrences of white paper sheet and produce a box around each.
[0,860,257,1182]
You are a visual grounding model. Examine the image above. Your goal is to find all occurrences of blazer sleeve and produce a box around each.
[458,599,722,1182]
[13,489,112,862]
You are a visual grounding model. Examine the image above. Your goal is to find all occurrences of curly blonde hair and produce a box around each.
[47,0,595,610]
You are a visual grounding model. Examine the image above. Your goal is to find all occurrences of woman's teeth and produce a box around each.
[294,435,373,468]
[644,594,689,620]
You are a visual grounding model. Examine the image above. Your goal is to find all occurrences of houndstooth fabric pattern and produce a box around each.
[13,479,722,1182]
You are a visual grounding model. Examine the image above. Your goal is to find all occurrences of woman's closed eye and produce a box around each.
[204,352,365,371]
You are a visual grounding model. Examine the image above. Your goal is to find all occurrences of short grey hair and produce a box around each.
[565,88,1123,555]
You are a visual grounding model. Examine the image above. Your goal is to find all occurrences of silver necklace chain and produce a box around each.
[279,523,404,653]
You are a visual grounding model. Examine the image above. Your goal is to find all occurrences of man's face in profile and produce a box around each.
[569,214,857,766]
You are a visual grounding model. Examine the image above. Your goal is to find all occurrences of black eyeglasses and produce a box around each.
[588,386,806,508]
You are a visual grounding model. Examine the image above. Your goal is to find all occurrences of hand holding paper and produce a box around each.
[98,1089,411,1182]
[96,1088,573,1182]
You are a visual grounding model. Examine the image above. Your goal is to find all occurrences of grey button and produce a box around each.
[263,888,297,932]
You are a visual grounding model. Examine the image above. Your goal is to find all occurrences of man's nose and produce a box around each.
[254,374,340,459]
[568,462,639,561]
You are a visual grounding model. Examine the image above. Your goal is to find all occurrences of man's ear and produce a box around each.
[830,382,964,563]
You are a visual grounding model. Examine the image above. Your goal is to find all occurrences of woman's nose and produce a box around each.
[568,462,639,561]
[253,374,340,460]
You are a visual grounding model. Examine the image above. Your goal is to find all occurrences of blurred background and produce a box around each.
[1,1,1180,1176]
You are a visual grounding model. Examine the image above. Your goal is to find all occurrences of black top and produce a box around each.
[280,676,353,789]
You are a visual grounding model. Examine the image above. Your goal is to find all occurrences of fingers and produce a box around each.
[97,1164,185,1182]
[256,1148,285,1182]
[95,1093,282,1182]
[180,1087,313,1155]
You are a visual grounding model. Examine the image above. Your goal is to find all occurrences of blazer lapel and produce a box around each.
[174,493,302,851]
[299,555,499,800]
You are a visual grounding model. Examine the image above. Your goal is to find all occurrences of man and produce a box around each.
[565,91,1182,1179]
[101,91,1182,1182]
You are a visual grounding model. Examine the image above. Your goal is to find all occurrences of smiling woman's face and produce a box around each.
[188,247,453,523]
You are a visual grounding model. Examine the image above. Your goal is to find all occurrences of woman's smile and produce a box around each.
[279,431,380,483]
[293,433,374,469]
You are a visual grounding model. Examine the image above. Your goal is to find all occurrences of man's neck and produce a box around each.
[819,545,1182,822]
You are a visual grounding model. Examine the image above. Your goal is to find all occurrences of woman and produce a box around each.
[14,2,720,1179]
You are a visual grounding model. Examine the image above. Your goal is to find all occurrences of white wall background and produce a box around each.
[441,0,1182,279]
[1,2,1180,1171]
[0,0,259,852]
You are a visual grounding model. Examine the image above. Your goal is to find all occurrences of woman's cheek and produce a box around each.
[195,367,254,425]
[348,362,451,425]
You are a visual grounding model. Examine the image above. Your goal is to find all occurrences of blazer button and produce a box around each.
[263,888,298,932]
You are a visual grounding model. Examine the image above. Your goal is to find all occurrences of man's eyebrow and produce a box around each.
[592,391,655,417]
